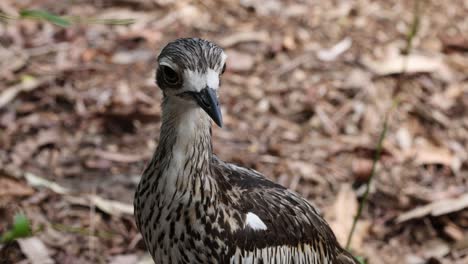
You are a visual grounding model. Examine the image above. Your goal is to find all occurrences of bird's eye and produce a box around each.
[221,63,226,74]
[161,66,179,84]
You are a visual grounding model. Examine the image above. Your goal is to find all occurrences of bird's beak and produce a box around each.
[191,87,223,127]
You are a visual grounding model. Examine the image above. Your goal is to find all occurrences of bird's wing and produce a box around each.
[212,157,358,264]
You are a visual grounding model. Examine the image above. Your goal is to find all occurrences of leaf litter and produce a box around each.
[0,0,467,263]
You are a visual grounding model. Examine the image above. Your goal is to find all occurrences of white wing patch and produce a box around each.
[245,212,267,231]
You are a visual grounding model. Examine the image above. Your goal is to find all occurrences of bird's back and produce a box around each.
[210,156,358,264]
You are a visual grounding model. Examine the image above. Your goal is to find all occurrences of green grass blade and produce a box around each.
[20,10,71,27]
[86,18,135,25]
[1,213,32,243]
[0,12,16,22]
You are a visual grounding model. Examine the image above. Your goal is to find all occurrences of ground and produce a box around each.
[0,0,467,263]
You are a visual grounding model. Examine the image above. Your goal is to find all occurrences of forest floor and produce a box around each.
[0,0,467,263]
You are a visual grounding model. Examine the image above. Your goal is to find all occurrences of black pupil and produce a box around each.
[163,66,178,82]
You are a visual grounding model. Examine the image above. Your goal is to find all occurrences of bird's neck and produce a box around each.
[146,96,217,202]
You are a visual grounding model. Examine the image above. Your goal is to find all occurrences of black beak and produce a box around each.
[190,87,223,127]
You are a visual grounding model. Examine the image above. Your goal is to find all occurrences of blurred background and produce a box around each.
[0,0,467,263]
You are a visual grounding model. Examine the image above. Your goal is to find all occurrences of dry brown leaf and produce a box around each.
[422,239,451,259]
[17,237,54,264]
[226,50,255,72]
[219,31,270,47]
[362,46,454,81]
[429,82,468,110]
[24,173,70,195]
[396,193,468,223]
[441,35,468,53]
[137,254,154,264]
[66,195,134,216]
[444,222,465,241]
[0,176,34,197]
[352,158,373,182]
[287,161,326,185]
[0,76,53,109]
[396,127,413,151]
[317,37,352,62]
[414,145,453,166]
[89,194,134,216]
[413,142,460,172]
[94,149,146,163]
[0,47,28,78]
[110,254,139,264]
[325,184,368,250]
[111,49,153,65]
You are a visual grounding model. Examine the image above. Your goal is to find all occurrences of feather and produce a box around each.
[134,38,359,264]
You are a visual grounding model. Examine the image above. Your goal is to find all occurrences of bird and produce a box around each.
[134,38,359,264]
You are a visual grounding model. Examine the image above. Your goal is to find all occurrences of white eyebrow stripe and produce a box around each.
[159,58,178,70]
[221,52,228,67]
[245,212,267,231]
[206,69,219,90]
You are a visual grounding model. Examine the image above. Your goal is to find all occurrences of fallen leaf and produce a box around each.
[0,47,28,79]
[219,31,270,47]
[413,142,460,172]
[0,76,53,109]
[317,37,352,61]
[422,239,450,259]
[440,35,468,53]
[24,173,70,195]
[111,49,153,64]
[396,193,468,223]
[226,50,255,72]
[66,195,134,216]
[343,69,372,89]
[352,158,373,182]
[94,149,146,163]
[362,46,454,81]
[444,222,465,241]
[396,127,413,151]
[239,0,282,16]
[0,176,34,197]
[404,254,425,264]
[326,184,368,250]
[454,236,468,251]
[288,161,326,185]
[137,254,154,264]
[429,82,467,110]
[110,254,139,264]
[89,194,134,216]
[17,237,54,264]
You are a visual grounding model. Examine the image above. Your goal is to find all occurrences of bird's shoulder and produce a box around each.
[211,155,284,191]
[210,156,337,247]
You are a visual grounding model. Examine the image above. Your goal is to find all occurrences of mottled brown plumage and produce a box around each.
[134,38,358,264]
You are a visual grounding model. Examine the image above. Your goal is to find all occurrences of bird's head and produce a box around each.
[156,38,227,127]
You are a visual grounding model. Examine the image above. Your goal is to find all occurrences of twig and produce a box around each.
[89,185,97,261]
[345,0,424,251]
[394,0,424,96]
[345,101,393,249]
